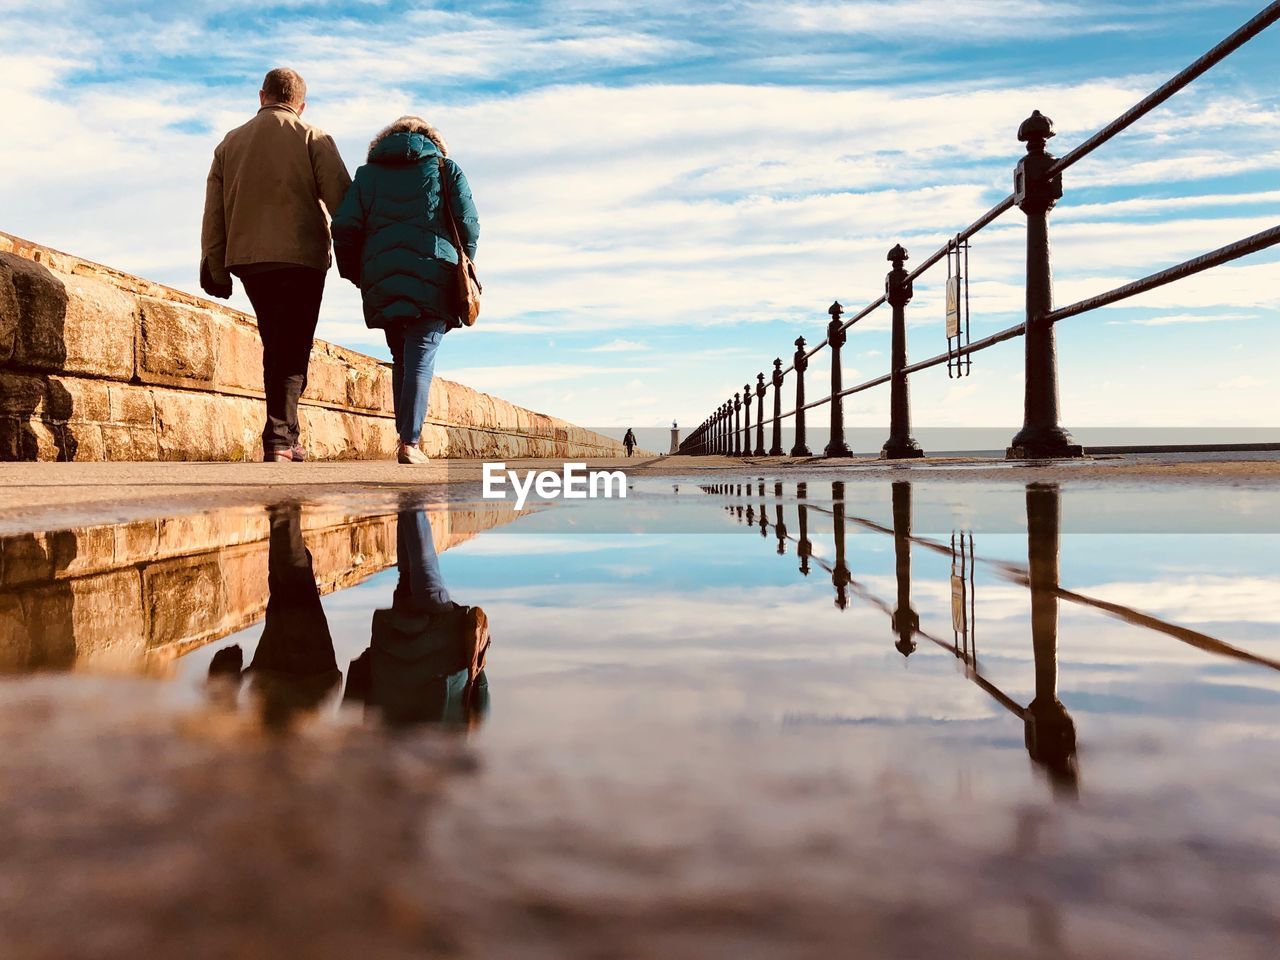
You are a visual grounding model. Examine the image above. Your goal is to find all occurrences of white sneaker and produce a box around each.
[397,443,430,464]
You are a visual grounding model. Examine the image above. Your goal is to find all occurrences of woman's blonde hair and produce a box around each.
[368,115,448,160]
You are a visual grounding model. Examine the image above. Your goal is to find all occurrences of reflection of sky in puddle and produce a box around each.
[159,478,1280,803]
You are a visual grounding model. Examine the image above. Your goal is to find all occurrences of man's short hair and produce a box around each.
[261,67,306,106]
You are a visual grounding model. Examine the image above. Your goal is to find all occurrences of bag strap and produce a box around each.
[437,157,468,262]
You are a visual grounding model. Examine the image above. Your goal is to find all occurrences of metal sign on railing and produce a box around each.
[945,237,972,378]
[950,530,976,660]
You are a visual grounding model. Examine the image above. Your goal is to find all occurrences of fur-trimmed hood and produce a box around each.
[367,116,448,162]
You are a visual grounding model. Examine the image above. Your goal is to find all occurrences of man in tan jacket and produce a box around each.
[201,67,352,462]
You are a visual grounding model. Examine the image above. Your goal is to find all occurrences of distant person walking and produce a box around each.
[200,67,352,462]
[332,117,480,465]
[623,428,637,458]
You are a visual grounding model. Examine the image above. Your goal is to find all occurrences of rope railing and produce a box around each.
[680,1,1280,460]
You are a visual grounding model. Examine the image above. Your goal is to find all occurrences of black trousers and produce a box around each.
[241,267,326,453]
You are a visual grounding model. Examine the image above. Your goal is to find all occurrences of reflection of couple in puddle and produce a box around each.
[208,503,489,730]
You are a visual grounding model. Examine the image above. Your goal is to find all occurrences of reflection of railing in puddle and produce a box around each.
[0,504,521,675]
[703,479,1280,793]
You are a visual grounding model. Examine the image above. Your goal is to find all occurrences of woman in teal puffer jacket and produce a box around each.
[332,117,480,464]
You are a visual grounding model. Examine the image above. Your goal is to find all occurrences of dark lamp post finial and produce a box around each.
[1018,109,1056,151]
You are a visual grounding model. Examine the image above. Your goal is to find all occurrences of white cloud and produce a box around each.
[581,339,651,352]
[1,3,1277,429]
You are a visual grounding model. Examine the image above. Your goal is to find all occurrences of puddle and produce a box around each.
[3,477,1279,956]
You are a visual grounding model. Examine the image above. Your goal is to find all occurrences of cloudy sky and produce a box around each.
[2,0,1277,432]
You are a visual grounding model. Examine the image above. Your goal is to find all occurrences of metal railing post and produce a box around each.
[1025,481,1078,788]
[773,482,787,554]
[754,373,767,456]
[742,383,753,457]
[1008,111,1083,459]
[796,481,811,576]
[882,245,924,459]
[831,480,850,609]
[824,301,853,457]
[790,337,813,457]
[891,480,919,655]
[770,358,785,456]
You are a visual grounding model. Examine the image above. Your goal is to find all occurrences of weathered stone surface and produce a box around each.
[3,251,136,379]
[64,569,146,664]
[153,388,261,462]
[143,556,230,650]
[0,371,48,417]
[1,233,631,462]
[113,520,160,568]
[212,315,264,394]
[53,376,111,424]
[108,384,155,426]
[0,255,17,366]
[138,297,216,387]
[101,423,158,461]
[0,506,520,669]
[0,592,26,670]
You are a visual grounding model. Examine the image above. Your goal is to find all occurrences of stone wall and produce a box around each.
[0,504,520,673]
[0,232,630,461]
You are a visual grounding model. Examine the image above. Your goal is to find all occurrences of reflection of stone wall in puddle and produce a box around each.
[0,232,631,461]
[0,506,520,674]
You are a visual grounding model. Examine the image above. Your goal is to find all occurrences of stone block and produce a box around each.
[346,363,391,412]
[157,510,267,557]
[419,422,449,458]
[54,376,111,424]
[348,516,394,567]
[62,422,102,462]
[108,384,156,425]
[137,297,216,387]
[425,377,449,423]
[58,273,137,380]
[216,547,269,623]
[213,316,264,394]
[305,344,350,408]
[3,253,136,379]
[16,583,76,669]
[0,256,17,366]
[69,569,146,663]
[154,388,260,461]
[113,520,160,566]
[2,532,61,587]
[297,404,349,461]
[16,418,62,461]
[0,371,48,417]
[0,592,28,670]
[143,556,229,650]
[45,525,117,583]
[101,423,158,461]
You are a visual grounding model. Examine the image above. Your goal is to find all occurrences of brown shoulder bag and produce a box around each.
[437,157,482,327]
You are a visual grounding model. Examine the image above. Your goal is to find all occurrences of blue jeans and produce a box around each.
[393,509,453,613]
[385,318,447,444]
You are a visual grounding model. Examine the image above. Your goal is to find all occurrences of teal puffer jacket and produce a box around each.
[331,130,479,329]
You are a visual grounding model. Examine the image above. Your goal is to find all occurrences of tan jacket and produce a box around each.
[201,104,352,282]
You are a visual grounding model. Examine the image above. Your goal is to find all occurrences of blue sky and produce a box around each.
[2,1,1277,431]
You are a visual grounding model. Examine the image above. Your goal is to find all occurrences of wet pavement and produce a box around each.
[2,472,1279,958]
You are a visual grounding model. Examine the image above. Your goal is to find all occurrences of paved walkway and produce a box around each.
[1,454,1276,534]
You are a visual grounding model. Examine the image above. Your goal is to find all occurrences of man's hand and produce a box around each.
[199,259,233,299]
